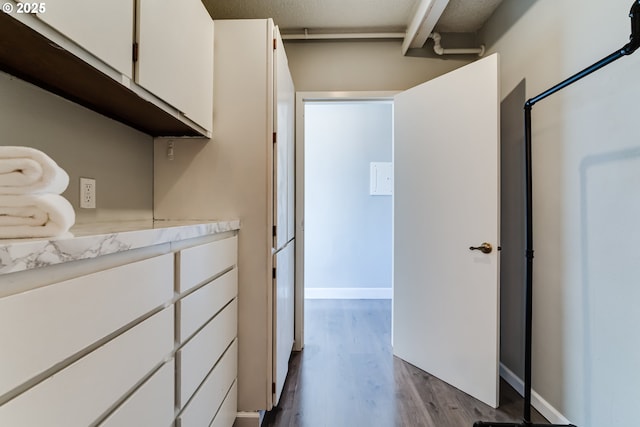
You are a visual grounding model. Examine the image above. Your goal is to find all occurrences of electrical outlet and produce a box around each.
[80,177,96,209]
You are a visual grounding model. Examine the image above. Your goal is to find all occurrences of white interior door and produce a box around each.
[393,53,500,408]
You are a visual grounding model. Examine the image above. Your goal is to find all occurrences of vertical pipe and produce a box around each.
[523,103,534,424]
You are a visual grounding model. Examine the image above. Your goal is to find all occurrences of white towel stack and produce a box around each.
[0,146,75,239]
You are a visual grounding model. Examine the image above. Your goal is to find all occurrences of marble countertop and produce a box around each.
[0,219,240,275]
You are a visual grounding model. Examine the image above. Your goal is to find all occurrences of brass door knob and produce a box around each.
[469,242,493,254]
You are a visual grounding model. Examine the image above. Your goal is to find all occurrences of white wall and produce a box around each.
[0,72,153,223]
[304,101,392,298]
[482,1,640,425]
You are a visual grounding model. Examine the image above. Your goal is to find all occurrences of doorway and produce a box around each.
[304,100,393,299]
[294,91,397,349]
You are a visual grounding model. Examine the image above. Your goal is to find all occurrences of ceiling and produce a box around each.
[203,0,504,36]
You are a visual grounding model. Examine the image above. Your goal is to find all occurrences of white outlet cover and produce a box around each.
[80,177,96,209]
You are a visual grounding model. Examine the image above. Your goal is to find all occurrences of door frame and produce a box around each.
[294,91,398,351]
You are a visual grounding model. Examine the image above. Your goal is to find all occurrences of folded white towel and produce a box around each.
[0,194,75,238]
[0,146,69,195]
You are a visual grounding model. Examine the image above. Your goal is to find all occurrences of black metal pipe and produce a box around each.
[525,50,624,109]
[527,0,640,109]
[523,104,534,423]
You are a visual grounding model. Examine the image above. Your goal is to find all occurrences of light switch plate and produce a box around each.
[370,162,393,196]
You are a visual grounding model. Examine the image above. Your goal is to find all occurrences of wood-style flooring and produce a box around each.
[263,299,548,427]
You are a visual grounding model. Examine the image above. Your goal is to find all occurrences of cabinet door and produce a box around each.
[137,0,214,131]
[273,28,295,250]
[21,0,134,77]
[272,241,295,405]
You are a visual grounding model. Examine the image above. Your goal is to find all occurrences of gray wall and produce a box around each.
[304,101,392,294]
[481,0,640,425]
[284,40,472,91]
[0,72,153,224]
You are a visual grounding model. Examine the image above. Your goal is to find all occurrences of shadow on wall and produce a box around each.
[580,146,640,427]
[499,79,526,380]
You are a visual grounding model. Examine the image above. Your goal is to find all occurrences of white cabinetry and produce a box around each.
[19,0,134,77]
[0,233,238,427]
[3,0,213,135]
[273,241,295,403]
[0,254,175,426]
[0,308,174,427]
[99,361,175,427]
[154,19,296,416]
[137,0,214,131]
[175,235,238,427]
[0,254,173,398]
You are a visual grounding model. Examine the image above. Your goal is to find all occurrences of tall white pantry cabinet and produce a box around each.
[154,18,296,422]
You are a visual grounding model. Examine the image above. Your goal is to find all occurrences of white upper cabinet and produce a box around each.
[3,0,213,135]
[137,0,214,131]
[18,0,134,78]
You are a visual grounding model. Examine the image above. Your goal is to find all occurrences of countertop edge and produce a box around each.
[0,219,240,275]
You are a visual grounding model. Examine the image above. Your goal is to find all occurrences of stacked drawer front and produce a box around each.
[0,254,174,426]
[176,236,238,427]
[99,359,175,427]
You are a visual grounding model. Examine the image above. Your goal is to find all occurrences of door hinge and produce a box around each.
[273,39,277,50]
[272,382,276,393]
[273,225,277,236]
[273,132,277,143]
[132,42,139,63]
[272,267,276,279]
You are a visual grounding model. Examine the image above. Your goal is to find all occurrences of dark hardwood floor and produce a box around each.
[263,299,548,427]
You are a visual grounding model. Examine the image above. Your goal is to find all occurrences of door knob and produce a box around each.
[469,242,493,254]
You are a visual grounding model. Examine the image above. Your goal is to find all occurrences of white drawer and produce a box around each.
[0,253,173,397]
[177,299,237,407]
[99,359,174,427]
[0,307,174,427]
[210,381,237,427]
[177,268,237,343]
[178,236,237,293]
[178,340,237,427]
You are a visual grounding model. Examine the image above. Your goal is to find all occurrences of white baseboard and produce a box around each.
[234,411,261,427]
[304,287,392,299]
[500,363,573,425]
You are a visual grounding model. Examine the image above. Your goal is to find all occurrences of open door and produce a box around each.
[393,53,500,408]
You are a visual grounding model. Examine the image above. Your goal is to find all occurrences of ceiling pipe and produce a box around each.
[430,32,485,57]
[281,29,405,40]
[402,0,450,55]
